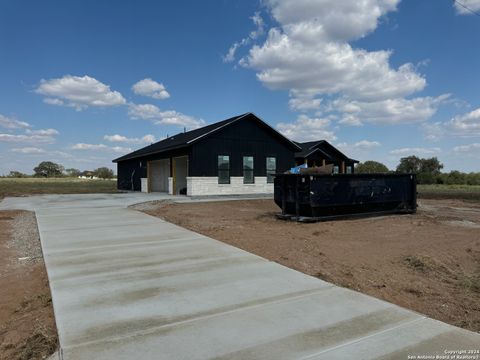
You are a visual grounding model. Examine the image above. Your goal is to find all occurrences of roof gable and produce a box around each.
[295,140,358,162]
[113,112,301,162]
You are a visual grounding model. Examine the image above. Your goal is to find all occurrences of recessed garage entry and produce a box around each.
[148,159,170,192]
[173,156,188,195]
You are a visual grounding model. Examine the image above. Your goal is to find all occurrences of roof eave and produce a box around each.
[112,143,190,162]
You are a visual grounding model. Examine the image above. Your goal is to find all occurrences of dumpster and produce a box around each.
[274,173,417,222]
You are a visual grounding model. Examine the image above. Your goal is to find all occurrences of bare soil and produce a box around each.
[144,198,480,333]
[0,211,58,360]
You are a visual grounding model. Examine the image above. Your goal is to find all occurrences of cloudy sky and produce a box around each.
[1,0,480,174]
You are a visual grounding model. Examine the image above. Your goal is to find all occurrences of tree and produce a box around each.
[7,170,28,178]
[65,168,81,177]
[94,167,114,179]
[355,161,389,173]
[466,172,480,185]
[396,156,443,184]
[442,171,467,185]
[420,157,443,175]
[396,156,422,174]
[33,161,64,177]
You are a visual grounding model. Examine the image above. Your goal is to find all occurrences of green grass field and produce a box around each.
[0,178,118,199]
[417,184,480,201]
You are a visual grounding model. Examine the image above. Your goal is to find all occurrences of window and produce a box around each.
[346,166,352,174]
[266,157,276,183]
[243,156,254,184]
[333,165,339,174]
[218,155,230,184]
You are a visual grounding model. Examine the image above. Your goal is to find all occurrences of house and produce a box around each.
[79,170,97,179]
[294,141,358,174]
[113,113,301,196]
[113,112,358,195]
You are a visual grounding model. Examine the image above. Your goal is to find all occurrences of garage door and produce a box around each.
[150,159,169,192]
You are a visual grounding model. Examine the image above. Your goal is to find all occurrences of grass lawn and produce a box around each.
[0,178,118,199]
[417,184,480,201]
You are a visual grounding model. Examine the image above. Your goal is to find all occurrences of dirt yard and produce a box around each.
[143,198,480,333]
[0,211,57,360]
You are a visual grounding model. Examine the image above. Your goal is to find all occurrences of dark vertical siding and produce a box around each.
[190,116,295,177]
[116,159,147,191]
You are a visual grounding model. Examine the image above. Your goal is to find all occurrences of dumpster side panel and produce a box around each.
[274,174,416,219]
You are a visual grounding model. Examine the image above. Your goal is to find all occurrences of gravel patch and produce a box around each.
[9,211,43,265]
[129,200,171,212]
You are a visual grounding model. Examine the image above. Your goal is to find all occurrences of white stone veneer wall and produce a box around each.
[141,178,149,193]
[186,176,273,196]
[168,177,173,195]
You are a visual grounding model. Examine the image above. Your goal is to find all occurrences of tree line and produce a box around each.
[355,156,480,185]
[4,161,115,179]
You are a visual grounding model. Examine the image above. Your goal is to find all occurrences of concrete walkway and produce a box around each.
[1,193,479,360]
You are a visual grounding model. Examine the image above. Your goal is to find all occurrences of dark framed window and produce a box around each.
[333,165,339,174]
[346,166,352,174]
[243,156,254,184]
[218,155,230,184]
[266,157,276,183]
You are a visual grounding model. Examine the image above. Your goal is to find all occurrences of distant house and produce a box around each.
[113,113,357,195]
[294,141,358,174]
[79,171,96,179]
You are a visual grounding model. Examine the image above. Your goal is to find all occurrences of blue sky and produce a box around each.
[1,0,480,174]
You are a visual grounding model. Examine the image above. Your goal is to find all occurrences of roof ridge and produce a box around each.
[112,112,259,162]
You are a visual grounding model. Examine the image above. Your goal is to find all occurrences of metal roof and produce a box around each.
[113,113,301,162]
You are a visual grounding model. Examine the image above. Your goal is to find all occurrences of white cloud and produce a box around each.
[267,0,398,42]
[71,143,132,153]
[288,93,322,111]
[71,143,108,151]
[422,121,446,142]
[103,134,156,144]
[277,114,336,142]
[25,128,60,136]
[36,75,126,110]
[454,0,480,14]
[244,33,425,102]
[43,98,64,106]
[334,95,449,126]
[350,140,381,149]
[389,147,441,156]
[0,132,57,144]
[10,147,46,154]
[453,143,480,153]
[336,140,381,159]
[448,107,480,136]
[0,114,31,129]
[128,103,205,129]
[223,43,242,63]
[223,12,265,63]
[235,0,445,127]
[132,78,170,99]
[250,12,265,39]
[241,0,424,102]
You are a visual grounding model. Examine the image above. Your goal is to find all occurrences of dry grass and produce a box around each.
[418,184,480,201]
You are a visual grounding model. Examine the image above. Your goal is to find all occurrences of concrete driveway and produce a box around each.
[1,193,479,359]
